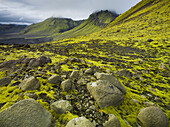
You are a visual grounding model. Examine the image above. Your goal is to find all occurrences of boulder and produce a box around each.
[48,75,62,84]
[50,100,73,114]
[94,73,126,94]
[28,56,51,67]
[87,80,124,108]
[19,76,40,91]
[0,77,11,86]
[103,114,121,127]
[84,68,93,75]
[61,79,74,91]
[116,69,132,78]
[70,70,79,79]
[137,106,169,127]
[65,117,95,127]
[0,99,52,127]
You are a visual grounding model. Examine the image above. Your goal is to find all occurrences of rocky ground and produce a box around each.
[0,42,169,127]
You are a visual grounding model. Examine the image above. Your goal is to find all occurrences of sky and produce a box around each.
[0,0,141,25]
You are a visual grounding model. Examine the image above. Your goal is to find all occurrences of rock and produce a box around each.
[23,93,38,99]
[70,70,79,79]
[61,79,74,91]
[137,107,169,127]
[19,76,40,91]
[50,100,73,114]
[84,68,93,75]
[77,78,88,85]
[65,117,95,127]
[143,102,156,107]
[28,56,51,67]
[0,77,11,86]
[48,75,62,84]
[94,73,126,94]
[159,63,169,70]
[0,99,52,127]
[87,80,124,108]
[147,39,154,42]
[116,69,132,78]
[131,99,140,104]
[103,114,121,127]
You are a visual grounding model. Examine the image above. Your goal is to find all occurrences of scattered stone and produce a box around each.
[28,56,51,67]
[48,75,62,84]
[77,78,88,85]
[50,100,73,114]
[143,102,156,107]
[0,77,11,86]
[94,73,126,94]
[147,39,154,42]
[23,93,38,99]
[19,76,40,91]
[159,63,169,70]
[61,79,74,91]
[84,68,93,75]
[137,107,169,127]
[148,87,157,92]
[103,114,121,127]
[131,99,140,104]
[87,80,124,108]
[116,69,132,78]
[70,70,79,79]
[0,99,52,127]
[65,117,95,127]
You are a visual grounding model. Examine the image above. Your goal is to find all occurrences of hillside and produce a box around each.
[0,0,169,127]
[53,10,118,40]
[0,24,27,39]
[20,18,83,38]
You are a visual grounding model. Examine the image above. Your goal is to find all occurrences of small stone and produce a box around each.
[103,114,121,127]
[143,102,156,107]
[147,39,154,42]
[19,76,40,91]
[159,63,169,70]
[50,100,73,114]
[65,117,95,127]
[61,79,73,91]
[131,99,140,104]
[70,70,79,79]
[48,75,62,84]
[137,107,169,127]
[84,68,93,75]
[23,93,38,99]
[89,105,97,110]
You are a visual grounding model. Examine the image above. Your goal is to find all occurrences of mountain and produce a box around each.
[52,10,118,40]
[20,18,84,38]
[0,24,27,39]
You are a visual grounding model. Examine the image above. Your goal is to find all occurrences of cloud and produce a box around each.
[0,0,141,23]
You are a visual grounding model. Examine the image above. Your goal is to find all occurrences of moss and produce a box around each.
[0,71,6,79]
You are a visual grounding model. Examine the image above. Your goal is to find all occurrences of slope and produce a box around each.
[20,18,83,38]
[53,10,118,40]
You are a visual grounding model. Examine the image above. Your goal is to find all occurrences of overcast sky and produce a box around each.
[0,0,141,24]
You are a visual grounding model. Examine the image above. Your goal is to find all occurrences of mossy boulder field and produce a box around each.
[0,0,170,127]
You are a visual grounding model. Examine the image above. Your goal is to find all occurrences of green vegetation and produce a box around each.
[20,18,83,38]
